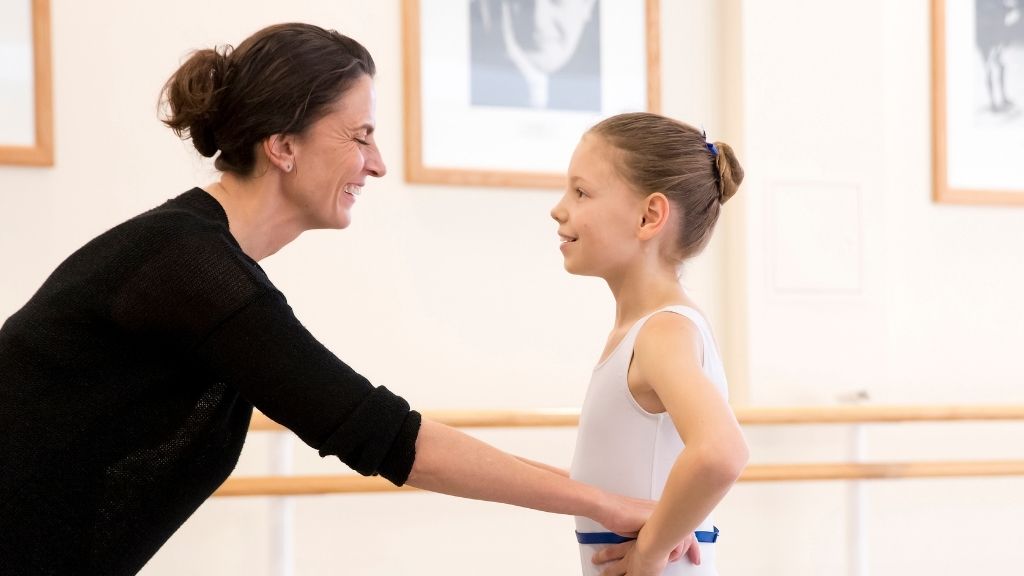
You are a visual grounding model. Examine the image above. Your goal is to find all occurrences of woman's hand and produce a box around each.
[594,492,656,535]
[591,533,701,576]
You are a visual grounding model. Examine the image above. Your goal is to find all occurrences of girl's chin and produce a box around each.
[562,260,588,276]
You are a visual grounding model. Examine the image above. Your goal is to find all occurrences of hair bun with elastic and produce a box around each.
[713,141,744,204]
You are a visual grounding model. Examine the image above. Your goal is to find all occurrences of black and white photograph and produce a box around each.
[934,0,1024,204]
[405,0,657,188]
[469,0,602,112]
[976,0,1024,117]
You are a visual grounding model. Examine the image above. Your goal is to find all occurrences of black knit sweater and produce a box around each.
[0,188,421,574]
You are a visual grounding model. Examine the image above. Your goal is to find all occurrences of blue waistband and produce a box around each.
[576,526,719,545]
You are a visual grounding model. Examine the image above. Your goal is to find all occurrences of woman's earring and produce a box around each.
[285,163,293,172]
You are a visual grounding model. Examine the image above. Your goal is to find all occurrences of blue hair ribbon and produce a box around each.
[702,127,718,156]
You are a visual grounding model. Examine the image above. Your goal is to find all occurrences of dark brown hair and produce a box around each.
[160,23,376,174]
[589,112,744,260]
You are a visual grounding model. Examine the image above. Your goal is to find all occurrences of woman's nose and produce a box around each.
[366,145,387,178]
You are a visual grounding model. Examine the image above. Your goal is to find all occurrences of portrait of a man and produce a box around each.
[469,0,602,111]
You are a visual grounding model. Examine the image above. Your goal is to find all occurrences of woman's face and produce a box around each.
[283,74,386,230]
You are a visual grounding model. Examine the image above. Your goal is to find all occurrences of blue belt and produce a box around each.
[576,526,719,545]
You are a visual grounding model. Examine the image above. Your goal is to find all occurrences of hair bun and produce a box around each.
[713,141,744,204]
[160,46,232,158]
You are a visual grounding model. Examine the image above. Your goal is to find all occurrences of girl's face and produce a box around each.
[550,133,645,279]
[283,74,386,230]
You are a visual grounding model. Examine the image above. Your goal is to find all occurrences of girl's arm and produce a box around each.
[605,313,749,574]
[406,418,647,533]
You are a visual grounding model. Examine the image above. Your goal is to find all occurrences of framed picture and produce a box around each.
[0,0,52,166]
[932,0,1024,205]
[403,0,660,188]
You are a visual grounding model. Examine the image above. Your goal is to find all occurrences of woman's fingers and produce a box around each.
[591,541,634,565]
[598,562,627,576]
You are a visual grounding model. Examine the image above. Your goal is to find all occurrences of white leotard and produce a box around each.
[570,306,728,576]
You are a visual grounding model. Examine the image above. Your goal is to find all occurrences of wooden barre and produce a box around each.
[214,460,1024,497]
[248,405,1024,432]
[249,408,580,431]
[735,405,1024,425]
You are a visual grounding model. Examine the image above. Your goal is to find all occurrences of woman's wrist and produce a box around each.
[577,482,612,526]
[584,487,654,535]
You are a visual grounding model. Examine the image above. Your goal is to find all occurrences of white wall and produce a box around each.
[725,0,1024,574]
[2,1,1023,575]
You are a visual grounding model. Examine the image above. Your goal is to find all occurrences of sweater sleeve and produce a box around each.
[196,290,421,486]
[109,227,420,485]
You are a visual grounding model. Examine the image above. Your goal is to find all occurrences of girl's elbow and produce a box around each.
[696,439,748,484]
[724,440,750,481]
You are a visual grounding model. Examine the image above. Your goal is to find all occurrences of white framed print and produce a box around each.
[933,0,1024,205]
[403,0,660,188]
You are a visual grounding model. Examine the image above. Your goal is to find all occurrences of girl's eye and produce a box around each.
[575,187,586,198]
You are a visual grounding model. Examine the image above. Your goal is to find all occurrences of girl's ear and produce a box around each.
[262,133,297,173]
[638,192,672,241]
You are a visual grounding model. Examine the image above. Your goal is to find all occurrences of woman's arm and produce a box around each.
[515,456,570,477]
[599,313,748,575]
[407,419,648,533]
[186,270,641,530]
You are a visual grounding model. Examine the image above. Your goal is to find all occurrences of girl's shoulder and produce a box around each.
[638,305,711,342]
[633,307,706,367]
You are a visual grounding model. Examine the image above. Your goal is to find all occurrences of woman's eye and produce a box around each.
[355,138,369,145]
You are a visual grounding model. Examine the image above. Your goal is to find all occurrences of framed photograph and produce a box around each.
[0,0,52,166]
[933,0,1024,205]
[403,0,660,188]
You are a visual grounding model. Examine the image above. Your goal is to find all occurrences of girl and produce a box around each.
[550,113,750,576]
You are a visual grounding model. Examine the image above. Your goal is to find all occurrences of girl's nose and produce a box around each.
[550,196,567,223]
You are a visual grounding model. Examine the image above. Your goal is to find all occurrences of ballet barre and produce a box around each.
[218,405,1024,496]
[248,404,1024,431]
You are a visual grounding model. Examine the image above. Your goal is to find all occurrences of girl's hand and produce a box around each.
[591,533,701,576]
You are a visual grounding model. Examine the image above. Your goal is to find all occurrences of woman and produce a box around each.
[0,23,653,574]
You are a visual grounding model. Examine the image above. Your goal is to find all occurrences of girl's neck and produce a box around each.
[204,172,305,262]
[606,264,691,330]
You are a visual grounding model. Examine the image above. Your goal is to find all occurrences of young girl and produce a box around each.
[551,113,750,576]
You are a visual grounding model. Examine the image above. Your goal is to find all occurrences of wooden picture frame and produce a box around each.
[403,0,660,188]
[0,0,53,166]
[932,0,1024,205]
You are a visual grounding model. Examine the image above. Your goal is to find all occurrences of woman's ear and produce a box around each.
[637,192,672,241]
[262,134,297,173]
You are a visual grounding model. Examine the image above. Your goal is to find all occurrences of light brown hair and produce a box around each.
[589,112,744,260]
[160,23,375,175]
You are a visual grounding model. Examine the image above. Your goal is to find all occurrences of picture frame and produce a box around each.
[932,0,1024,205]
[0,0,53,167]
[403,0,660,188]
